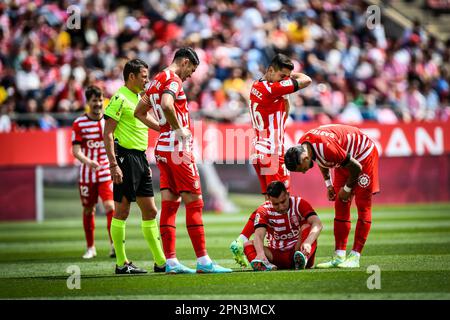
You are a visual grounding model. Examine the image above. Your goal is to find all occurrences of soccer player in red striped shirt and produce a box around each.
[135,47,231,273]
[230,54,312,267]
[243,181,323,271]
[285,124,380,268]
[71,86,115,259]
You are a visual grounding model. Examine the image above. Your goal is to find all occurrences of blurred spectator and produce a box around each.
[0,0,448,131]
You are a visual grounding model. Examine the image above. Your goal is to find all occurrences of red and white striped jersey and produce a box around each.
[249,78,299,157]
[71,115,111,184]
[299,124,375,168]
[143,69,191,153]
[253,196,316,251]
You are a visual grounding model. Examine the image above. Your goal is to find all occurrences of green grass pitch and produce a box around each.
[0,187,450,299]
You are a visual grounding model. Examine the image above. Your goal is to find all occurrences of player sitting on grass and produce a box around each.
[242,181,322,271]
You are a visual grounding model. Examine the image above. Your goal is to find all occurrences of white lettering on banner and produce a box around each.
[385,128,413,157]
[416,127,443,156]
[203,125,221,164]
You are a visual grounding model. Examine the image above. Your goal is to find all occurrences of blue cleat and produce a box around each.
[165,262,196,274]
[196,262,232,273]
[294,251,307,270]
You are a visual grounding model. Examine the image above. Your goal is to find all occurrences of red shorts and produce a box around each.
[268,225,317,269]
[79,180,113,208]
[252,154,290,194]
[334,147,380,196]
[156,150,202,195]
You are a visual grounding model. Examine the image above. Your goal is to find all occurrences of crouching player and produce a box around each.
[243,181,322,271]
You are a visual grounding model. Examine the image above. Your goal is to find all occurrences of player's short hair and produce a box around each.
[284,145,305,171]
[267,181,287,198]
[269,53,294,71]
[173,47,200,66]
[123,58,148,82]
[85,85,103,101]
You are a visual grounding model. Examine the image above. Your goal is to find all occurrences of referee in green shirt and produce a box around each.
[104,59,166,274]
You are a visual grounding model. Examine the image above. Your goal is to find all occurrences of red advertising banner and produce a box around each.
[0,121,449,166]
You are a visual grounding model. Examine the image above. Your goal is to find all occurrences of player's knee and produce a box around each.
[83,207,95,216]
[103,201,115,213]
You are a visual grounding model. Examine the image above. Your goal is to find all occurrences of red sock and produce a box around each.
[185,199,207,258]
[240,211,256,239]
[243,243,257,262]
[334,199,351,251]
[160,200,180,259]
[353,195,372,253]
[83,213,95,248]
[106,210,114,243]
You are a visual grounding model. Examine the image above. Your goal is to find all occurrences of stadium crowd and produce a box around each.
[0,0,449,132]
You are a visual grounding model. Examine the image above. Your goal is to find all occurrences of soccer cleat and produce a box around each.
[250,259,277,271]
[315,254,346,269]
[229,239,249,267]
[82,247,97,259]
[165,262,196,274]
[294,251,307,270]
[196,262,232,273]
[337,252,360,268]
[154,263,166,273]
[109,245,116,258]
[115,262,147,274]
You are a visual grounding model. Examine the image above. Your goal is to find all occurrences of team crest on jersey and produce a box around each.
[254,213,260,225]
[193,180,200,190]
[358,174,371,188]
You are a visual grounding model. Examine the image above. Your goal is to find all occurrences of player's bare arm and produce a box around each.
[297,215,323,256]
[103,118,123,184]
[134,97,160,132]
[160,92,191,140]
[319,165,336,201]
[290,72,312,90]
[253,226,268,261]
[339,157,363,202]
[72,144,100,170]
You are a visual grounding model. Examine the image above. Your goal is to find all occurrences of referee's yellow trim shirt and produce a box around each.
[105,86,148,151]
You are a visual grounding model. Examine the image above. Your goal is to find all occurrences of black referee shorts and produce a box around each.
[113,145,154,203]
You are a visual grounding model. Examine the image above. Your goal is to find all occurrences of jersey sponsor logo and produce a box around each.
[358,173,371,188]
[309,129,336,139]
[87,140,104,148]
[169,81,179,93]
[280,79,292,87]
[272,229,299,241]
[251,87,263,100]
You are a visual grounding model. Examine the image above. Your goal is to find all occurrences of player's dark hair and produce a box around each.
[284,145,305,172]
[85,85,103,101]
[173,47,200,66]
[267,181,287,198]
[269,53,294,71]
[123,58,148,82]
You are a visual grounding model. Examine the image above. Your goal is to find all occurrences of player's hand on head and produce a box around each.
[327,186,336,201]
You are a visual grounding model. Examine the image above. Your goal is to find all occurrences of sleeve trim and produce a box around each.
[291,77,299,92]
[305,212,317,220]
[72,141,82,145]
[254,224,268,229]
[163,90,176,99]
[341,153,351,167]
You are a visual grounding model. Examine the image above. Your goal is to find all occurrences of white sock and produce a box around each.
[167,258,180,267]
[238,234,248,243]
[335,250,346,257]
[350,250,361,257]
[197,255,212,266]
